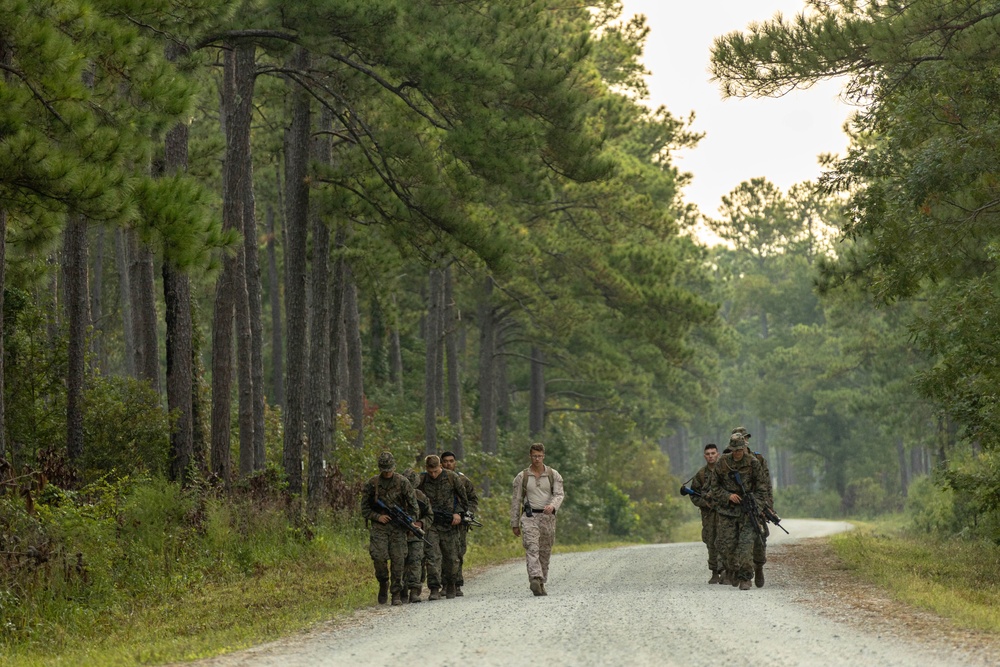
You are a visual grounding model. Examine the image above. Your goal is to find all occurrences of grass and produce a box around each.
[1,530,631,667]
[830,520,1000,635]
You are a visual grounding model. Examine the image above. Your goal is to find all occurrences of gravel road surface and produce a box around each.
[196,519,988,667]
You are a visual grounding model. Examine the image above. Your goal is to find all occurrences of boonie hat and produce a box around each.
[377,451,395,471]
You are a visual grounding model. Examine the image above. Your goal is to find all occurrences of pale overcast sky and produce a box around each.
[618,1,855,217]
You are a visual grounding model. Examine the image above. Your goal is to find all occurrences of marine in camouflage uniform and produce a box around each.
[709,433,767,591]
[360,451,419,605]
[688,443,722,583]
[441,450,479,597]
[733,426,772,588]
[417,454,469,600]
[401,470,433,603]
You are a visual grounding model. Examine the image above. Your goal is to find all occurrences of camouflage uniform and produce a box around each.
[417,469,468,597]
[510,466,565,593]
[733,427,773,586]
[709,435,766,588]
[359,454,418,604]
[400,470,433,602]
[689,462,720,575]
[454,471,479,589]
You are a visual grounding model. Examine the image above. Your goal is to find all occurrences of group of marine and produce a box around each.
[681,426,788,590]
[361,443,565,604]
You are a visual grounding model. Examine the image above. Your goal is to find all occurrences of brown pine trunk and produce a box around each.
[389,292,403,393]
[529,346,544,436]
[477,276,497,456]
[267,205,284,410]
[329,230,346,418]
[242,134,265,472]
[344,262,365,448]
[444,265,463,457]
[115,229,136,377]
[90,226,105,373]
[162,82,195,483]
[128,232,159,392]
[306,112,333,509]
[282,47,311,494]
[64,214,88,464]
[424,268,441,454]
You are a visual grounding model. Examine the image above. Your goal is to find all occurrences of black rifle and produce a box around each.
[461,511,483,529]
[763,505,790,534]
[375,498,431,546]
[731,471,765,541]
[433,509,460,527]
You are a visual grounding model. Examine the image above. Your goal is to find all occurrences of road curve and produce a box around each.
[196,519,979,667]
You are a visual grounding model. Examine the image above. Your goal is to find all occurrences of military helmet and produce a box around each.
[377,451,396,471]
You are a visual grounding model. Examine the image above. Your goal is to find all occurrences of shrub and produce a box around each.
[906,475,958,534]
[776,485,843,518]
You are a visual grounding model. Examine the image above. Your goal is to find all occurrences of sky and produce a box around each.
[618,1,855,218]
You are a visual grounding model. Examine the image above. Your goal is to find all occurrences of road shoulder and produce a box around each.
[772,537,1000,667]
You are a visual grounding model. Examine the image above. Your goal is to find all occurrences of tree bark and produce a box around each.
[329,230,346,420]
[389,293,403,393]
[529,346,544,437]
[267,205,284,410]
[115,228,136,377]
[424,268,442,455]
[0,208,7,457]
[477,276,497,456]
[444,265,463,457]
[344,262,365,448]
[242,128,266,473]
[89,226,105,373]
[282,47,311,494]
[128,231,159,392]
[306,111,333,510]
[64,214,88,464]
[162,81,195,483]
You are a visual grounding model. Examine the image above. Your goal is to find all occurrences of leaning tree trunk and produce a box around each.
[282,47,311,494]
[162,71,195,483]
[344,262,365,448]
[306,111,333,511]
[444,265,463,458]
[529,346,545,437]
[424,268,442,455]
[64,214,88,464]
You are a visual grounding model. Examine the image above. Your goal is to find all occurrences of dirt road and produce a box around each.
[195,520,993,667]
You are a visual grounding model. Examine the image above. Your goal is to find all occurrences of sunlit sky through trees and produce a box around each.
[620,1,854,226]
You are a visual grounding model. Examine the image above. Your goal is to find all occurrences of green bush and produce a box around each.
[776,485,843,518]
[906,475,958,534]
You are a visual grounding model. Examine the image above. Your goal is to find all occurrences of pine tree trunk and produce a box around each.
[389,293,403,393]
[282,47,311,494]
[424,268,441,455]
[115,229,136,377]
[329,229,346,419]
[128,232,160,392]
[496,331,511,432]
[306,111,333,510]
[529,346,544,436]
[267,205,284,410]
[0,208,7,457]
[242,131,265,472]
[64,214,88,464]
[477,277,497,456]
[370,297,387,386]
[162,89,195,484]
[235,241,255,478]
[434,271,445,414]
[444,265,462,457]
[344,262,365,448]
[90,226,105,373]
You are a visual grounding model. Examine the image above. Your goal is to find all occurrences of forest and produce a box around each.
[3,0,1000,662]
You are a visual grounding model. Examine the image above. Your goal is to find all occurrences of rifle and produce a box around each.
[433,509,459,527]
[763,505,790,534]
[679,485,701,498]
[461,511,483,529]
[374,498,431,546]
[731,471,765,542]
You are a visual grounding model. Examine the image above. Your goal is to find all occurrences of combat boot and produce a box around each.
[738,579,752,590]
[409,587,422,603]
[428,587,441,601]
[454,585,464,597]
[731,574,739,587]
[391,591,402,606]
[530,577,543,596]
[755,564,765,588]
[719,571,730,586]
[539,582,548,596]
[377,580,389,605]
[445,583,457,599]
[708,571,721,584]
